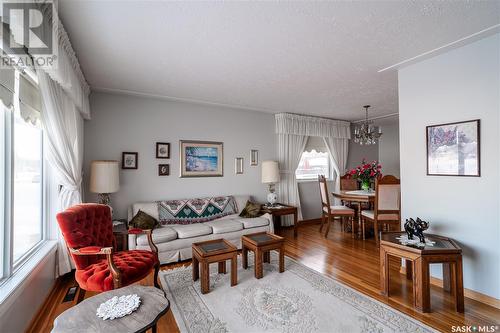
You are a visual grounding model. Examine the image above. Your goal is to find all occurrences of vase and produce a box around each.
[361,180,370,191]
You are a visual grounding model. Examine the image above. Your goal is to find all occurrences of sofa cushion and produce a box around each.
[204,219,243,234]
[237,216,270,229]
[170,224,212,239]
[129,210,159,230]
[136,226,177,246]
[132,202,159,220]
[233,195,251,214]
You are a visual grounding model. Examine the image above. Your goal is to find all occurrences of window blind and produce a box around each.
[304,136,328,153]
[0,66,15,108]
[19,73,42,125]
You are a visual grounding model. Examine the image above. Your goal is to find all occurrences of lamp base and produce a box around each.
[267,183,278,206]
[98,193,110,205]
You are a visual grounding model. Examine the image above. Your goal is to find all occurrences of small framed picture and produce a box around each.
[235,157,244,174]
[122,152,138,169]
[156,142,170,159]
[426,119,480,176]
[158,164,170,176]
[250,149,258,166]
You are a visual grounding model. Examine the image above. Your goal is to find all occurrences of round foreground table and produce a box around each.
[52,285,169,333]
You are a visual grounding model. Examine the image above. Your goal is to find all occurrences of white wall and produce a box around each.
[398,34,500,299]
[84,93,276,219]
[377,119,400,177]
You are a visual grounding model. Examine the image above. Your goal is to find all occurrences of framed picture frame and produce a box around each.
[122,152,138,169]
[156,142,170,159]
[235,157,244,174]
[158,164,170,176]
[179,140,223,177]
[426,119,480,177]
[250,149,258,166]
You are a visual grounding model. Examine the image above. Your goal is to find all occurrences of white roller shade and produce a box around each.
[304,136,328,153]
[19,73,42,125]
[0,66,15,107]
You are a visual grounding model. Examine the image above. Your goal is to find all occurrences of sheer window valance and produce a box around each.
[4,1,91,119]
[275,113,351,139]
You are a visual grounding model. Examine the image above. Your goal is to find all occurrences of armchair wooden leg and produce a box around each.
[153,263,161,289]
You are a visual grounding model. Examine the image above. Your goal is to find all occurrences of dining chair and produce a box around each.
[339,173,359,208]
[318,175,355,238]
[361,175,401,244]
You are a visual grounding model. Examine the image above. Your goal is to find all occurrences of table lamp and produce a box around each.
[90,160,119,208]
[261,160,280,206]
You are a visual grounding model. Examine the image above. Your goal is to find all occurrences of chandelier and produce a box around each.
[353,105,382,145]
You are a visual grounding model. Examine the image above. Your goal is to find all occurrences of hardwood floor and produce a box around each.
[28,223,500,333]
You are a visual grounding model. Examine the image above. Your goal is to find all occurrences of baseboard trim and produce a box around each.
[300,218,322,225]
[398,267,500,310]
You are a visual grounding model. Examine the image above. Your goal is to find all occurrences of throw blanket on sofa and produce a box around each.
[157,196,238,225]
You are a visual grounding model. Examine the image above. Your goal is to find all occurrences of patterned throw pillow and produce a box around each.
[239,200,263,218]
[129,210,158,230]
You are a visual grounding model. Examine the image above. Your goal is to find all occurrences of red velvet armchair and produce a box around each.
[56,204,160,297]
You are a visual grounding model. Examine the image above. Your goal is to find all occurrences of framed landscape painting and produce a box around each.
[180,140,223,177]
[426,119,480,176]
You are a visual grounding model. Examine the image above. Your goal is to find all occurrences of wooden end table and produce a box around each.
[241,232,285,279]
[261,203,299,237]
[52,285,169,333]
[380,231,464,313]
[192,239,238,294]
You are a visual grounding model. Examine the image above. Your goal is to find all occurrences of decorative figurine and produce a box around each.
[404,217,429,243]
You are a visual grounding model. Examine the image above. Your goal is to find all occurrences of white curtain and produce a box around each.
[324,137,349,203]
[277,133,308,226]
[276,113,350,223]
[38,71,84,276]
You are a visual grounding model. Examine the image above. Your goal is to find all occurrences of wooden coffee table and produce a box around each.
[192,239,238,294]
[380,231,464,313]
[241,232,285,279]
[52,285,169,333]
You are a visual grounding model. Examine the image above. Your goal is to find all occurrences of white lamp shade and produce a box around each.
[90,160,120,194]
[262,160,280,184]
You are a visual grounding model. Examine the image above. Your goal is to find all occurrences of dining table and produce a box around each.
[332,190,376,238]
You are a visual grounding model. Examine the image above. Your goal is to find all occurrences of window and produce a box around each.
[1,65,45,280]
[295,137,331,180]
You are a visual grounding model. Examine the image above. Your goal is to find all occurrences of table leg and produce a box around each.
[405,259,413,280]
[443,262,452,293]
[453,259,465,313]
[192,255,199,281]
[152,324,157,333]
[255,249,263,279]
[379,246,389,296]
[293,211,298,238]
[231,255,238,287]
[242,245,248,269]
[357,203,362,239]
[414,257,430,312]
[218,261,226,274]
[279,245,285,273]
[201,262,210,294]
[263,251,270,263]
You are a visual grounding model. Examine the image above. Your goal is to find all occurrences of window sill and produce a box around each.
[0,240,57,311]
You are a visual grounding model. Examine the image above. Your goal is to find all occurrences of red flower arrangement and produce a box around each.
[348,159,382,190]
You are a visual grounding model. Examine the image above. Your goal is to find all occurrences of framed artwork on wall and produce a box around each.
[250,149,258,166]
[158,164,170,176]
[179,140,223,177]
[156,142,170,159]
[235,157,244,174]
[426,119,480,176]
[122,152,138,169]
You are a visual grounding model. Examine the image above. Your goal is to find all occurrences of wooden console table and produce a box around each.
[380,231,464,313]
[261,203,298,238]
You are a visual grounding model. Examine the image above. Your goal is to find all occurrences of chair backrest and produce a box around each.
[318,175,331,212]
[56,204,114,269]
[340,174,358,191]
[375,175,401,214]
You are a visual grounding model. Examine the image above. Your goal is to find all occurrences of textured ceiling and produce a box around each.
[58,1,500,121]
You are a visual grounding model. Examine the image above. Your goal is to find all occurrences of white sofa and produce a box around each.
[127,195,274,264]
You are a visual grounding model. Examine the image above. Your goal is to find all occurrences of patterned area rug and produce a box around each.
[160,253,437,333]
